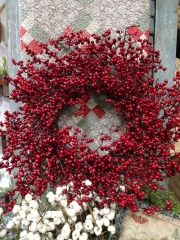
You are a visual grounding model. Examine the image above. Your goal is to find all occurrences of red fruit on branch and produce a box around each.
[1,29,180,212]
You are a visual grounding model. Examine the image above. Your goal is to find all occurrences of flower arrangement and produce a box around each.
[0,182,118,240]
[0,28,180,239]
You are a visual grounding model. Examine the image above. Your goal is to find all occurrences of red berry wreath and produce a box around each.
[1,29,180,212]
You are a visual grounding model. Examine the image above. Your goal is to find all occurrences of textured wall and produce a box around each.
[19,0,150,59]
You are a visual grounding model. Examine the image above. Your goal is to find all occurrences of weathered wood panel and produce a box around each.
[6,0,21,112]
[154,0,179,86]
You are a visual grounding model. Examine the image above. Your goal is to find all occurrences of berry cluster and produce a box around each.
[1,29,180,212]
[1,184,117,240]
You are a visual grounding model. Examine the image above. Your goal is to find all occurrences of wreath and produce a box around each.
[1,29,180,213]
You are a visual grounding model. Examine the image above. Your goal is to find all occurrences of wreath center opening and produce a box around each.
[58,93,126,155]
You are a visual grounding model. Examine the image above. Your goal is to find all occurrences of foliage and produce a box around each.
[0,57,8,84]
[0,185,117,240]
[0,28,180,214]
[143,186,180,215]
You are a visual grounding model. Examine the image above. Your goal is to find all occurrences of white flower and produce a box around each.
[56,186,63,195]
[19,209,26,219]
[37,222,43,231]
[46,191,55,198]
[75,222,83,231]
[55,210,63,218]
[13,216,20,225]
[79,232,88,240]
[84,180,92,186]
[32,216,41,222]
[47,232,53,238]
[72,229,80,240]
[29,200,39,209]
[20,230,28,238]
[44,211,52,218]
[108,225,116,234]
[120,185,125,192]
[48,222,55,231]
[82,203,87,211]
[0,207,3,217]
[33,233,41,240]
[22,200,27,205]
[25,193,33,202]
[27,232,35,239]
[38,224,47,233]
[48,194,56,203]
[94,226,102,236]
[21,219,30,226]
[27,213,33,221]
[69,201,82,212]
[99,209,104,216]
[57,234,64,240]
[103,216,110,226]
[107,209,115,220]
[31,209,40,219]
[96,218,103,227]
[62,185,69,191]
[68,215,77,224]
[60,199,68,207]
[66,208,76,217]
[89,229,94,234]
[0,229,7,237]
[103,207,110,215]
[53,217,61,225]
[6,220,15,229]
[86,214,93,221]
[29,222,37,232]
[110,202,117,210]
[83,221,93,231]
[12,205,21,214]
[21,205,29,212]
[93,207,99,214]
[61,223,71,238]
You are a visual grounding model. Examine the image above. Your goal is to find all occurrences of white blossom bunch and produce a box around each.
[0,180,118,240]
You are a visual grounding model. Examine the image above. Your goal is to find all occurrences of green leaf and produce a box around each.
[1,57,6,68]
